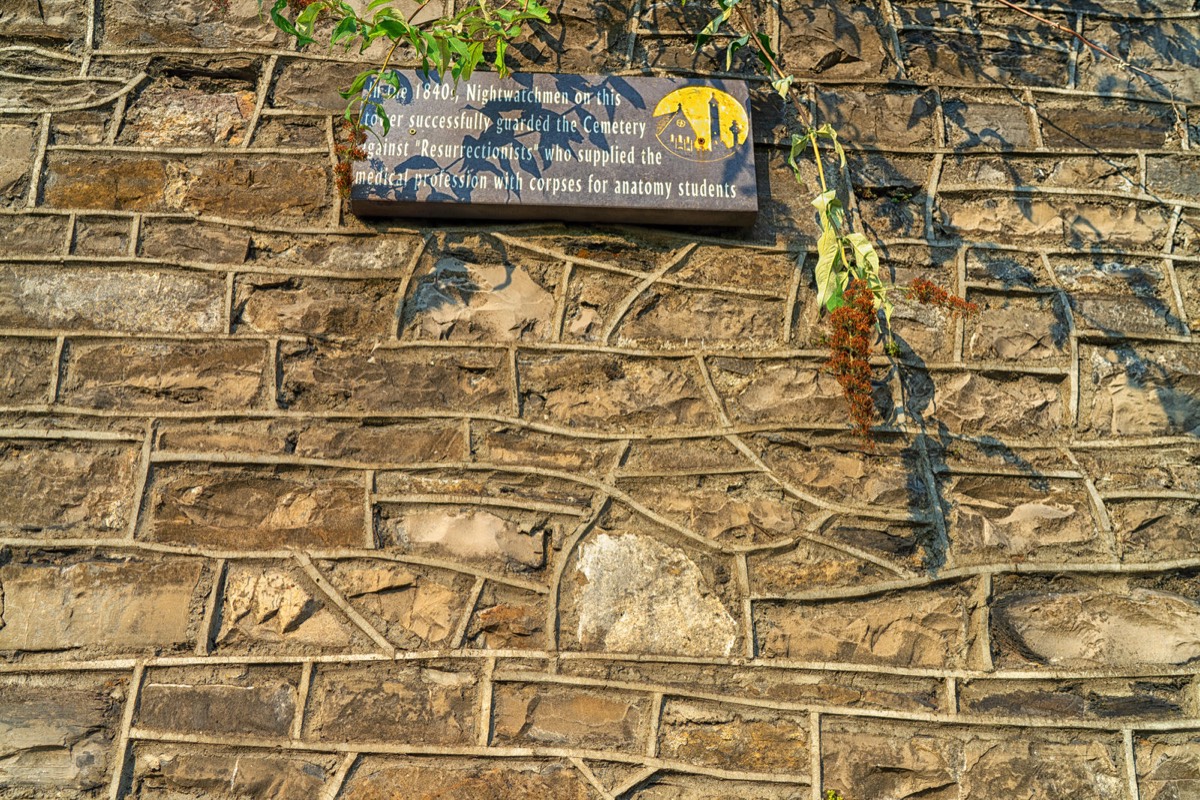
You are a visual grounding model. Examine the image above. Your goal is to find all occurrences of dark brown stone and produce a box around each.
[145,463,366,549]
[59,339,268,411]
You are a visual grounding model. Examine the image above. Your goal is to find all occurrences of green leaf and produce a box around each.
[375,17,409,39]
[494,37,509,76]
[843,232,880,283]
[814,225,840,312]
[724,33,749,69]
[294,0,325,44]
[811,190,844,227]
[339,68,374,100]
[330,15,358,47]
[826,271,848,313]
[269,0,299,37]
[770,74,794,99]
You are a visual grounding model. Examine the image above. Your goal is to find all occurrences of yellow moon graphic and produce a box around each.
[653,87,749,162]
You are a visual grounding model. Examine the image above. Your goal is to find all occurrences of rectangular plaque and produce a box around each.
[349,71,758,225]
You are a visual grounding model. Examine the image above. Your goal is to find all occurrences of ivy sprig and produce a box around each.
[262,0,550,134]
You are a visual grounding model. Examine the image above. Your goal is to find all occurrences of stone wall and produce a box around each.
[1,0,1199,797]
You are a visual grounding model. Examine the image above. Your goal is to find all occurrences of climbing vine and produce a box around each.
[689,0,977,444]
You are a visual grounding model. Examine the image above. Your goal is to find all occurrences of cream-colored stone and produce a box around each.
[572,533,738,657]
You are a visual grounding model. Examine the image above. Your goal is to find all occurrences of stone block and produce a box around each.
[0,338,54,404]
[633,34,762,76]
[280,344,510,413]
[59,339,268,411]
[401,256,557,342]
[117,73,258,147]
[616,473,818,547]
[943,98,1036,151]
[42,153,331,220]
[303,662,478,744]
[375,468,592,509]
[1080,343,1200,438]
[101,0,283,49]
[817,515,931,574]
[560,527,741,658]
[561,267,643,341]
[50,108,116,145]
[817,89,937,148]
[1137,733,1200,800]
[821,717,961,800]
[215,562,366,653]
[250,115,329,147]
[137,665,299,736]
[144,463,366,549]
[944,475,1103,566]
[519,352,717,431]
[1178,264,1200,330]
[246,230,422,273]
[321,558,476,648]
[958,676,1193,721]
[270,58,377,112]
[0,438,140,537]
[847,152,930,189]
[472,424,615,474]
[376,504,553,575]
[902,29,1069,87]
[465,583,547,650]
[960,732,1127,799]
[671,247,797,293]
[614,288,784,351]
[157,418,466,464]
[559,658,945,714]
[911,371,1066,437]
[966,248,1050,289]
[70,215,132,256]
[964,292,1068,362]
[492,683,649,750]
[749,537,905,596]
[627,774,807,798]
[778,0,899,80]
[138,217,250,263]
[0,0,85,46]
[755,584,972,668]
[0,556,203,654]
[498,0,631,73]
[707,357,859,427]
[1146,155,1200,202]
[620,435,749,475]
[0,123,35,207]
[0,265,225,334]
[129,744,339,800]
[1110,499,1200,561]
[857,191,928,239]
[658,699,810,773]
[1053,255,1185,336]
[940,155,1138,192]
[1038,99,1175,149]
[1077,19,1200,102]
[0,672,125,792]
[234,274,400,339]
[939,196,1171,249]
[1073,444,1200,495]
[340,758,594,800]
[991,577,1200,668]
[0,214,69,255]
